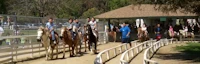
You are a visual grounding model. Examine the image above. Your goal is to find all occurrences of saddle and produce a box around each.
[49,32,59,41]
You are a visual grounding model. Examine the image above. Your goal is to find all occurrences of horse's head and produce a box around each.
[37,26,45,42]
[85,24,92,35]
[60,27,67,39]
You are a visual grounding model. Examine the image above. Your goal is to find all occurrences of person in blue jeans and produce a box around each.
[46,18,56,44]
[67,18,75,40]
[117,22,132,46]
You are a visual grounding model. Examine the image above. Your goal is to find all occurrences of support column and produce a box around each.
[108,19,111,32]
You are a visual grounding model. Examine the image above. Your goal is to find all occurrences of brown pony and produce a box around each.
[83,24,89,52]
[137,27,149,42]
[60,27,81,57]
[109,30,116,42]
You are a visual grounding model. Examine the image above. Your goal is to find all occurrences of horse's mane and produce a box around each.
[38,26,45,30]
[61,27,72,39]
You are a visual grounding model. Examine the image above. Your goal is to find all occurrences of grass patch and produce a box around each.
[175,42,200,61]
[176,43,200,54]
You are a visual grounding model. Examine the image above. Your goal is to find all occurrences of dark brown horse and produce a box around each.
[137,27,149,42]
[85,24,98,54]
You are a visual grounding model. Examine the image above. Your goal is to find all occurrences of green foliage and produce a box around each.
[81,7,100,18]
[131,0,200,15]
[3,0,133,18]
[175,43,200,54]
[0,0,6,14]
[108,0,130,10]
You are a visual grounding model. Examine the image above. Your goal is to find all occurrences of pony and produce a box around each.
[60,27,75,57]
[82,24,89,52]
[37,26,59,60]
[108,26,117,42]
[60,26,81,57]
[85,24,98,54]
[72,25,81,54]
[137,27,149,42]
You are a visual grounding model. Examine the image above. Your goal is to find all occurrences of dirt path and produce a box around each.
[152,43,200,64]
[106,43,137,64]
[129,50,145,64]
[16,42,122,64]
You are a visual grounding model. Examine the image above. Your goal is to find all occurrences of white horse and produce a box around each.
[37,26,59,60]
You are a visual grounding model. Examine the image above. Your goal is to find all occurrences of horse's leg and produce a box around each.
[113,32,116,42]
[48,45,52,59]
[51,47,54,59]
[62,43,65,58]
[69,45,72,57]
[88,41,91,51]
[56,44,58,59]
[75,41,78,55]
[84,39,87,52]
[79,33,82,53]
[72,44,75,56]
[95,41,97,53]
[45,46,48,60]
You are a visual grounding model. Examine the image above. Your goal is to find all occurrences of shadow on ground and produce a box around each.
[154,42,200,62]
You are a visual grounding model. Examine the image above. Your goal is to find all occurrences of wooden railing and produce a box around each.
[143,38,175,64]
[0,32,107,63]
[94,40,138,64]
[120,39,155,64]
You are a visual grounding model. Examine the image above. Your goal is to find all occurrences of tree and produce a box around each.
[81,7,101,18]
[131,0,200,15]
[108,0,130,10]
[0,0,6,14]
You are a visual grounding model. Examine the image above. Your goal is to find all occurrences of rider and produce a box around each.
[67,18,75,40]
[89,17,98,41]
[74,19,81,33]
[168,25,174,38]
[155,24,162,39]
[46,17,56,44]
[141,24,148,36]
[0,25,4,36]
[86,17,90,24]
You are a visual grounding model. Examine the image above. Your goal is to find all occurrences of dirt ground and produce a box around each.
[15,42,122,64]
[152,42,200,64]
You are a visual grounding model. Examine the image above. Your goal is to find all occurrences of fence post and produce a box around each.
[126,53,129,61]
[125,44,128,50]
[39,42,41,55]
[106,51,110,59]
[30,39,33,57]
[104,32,106,44]
[15,40,18,60]
[136,47,139,53]
[120,46,122,53]
[10,40,13,62]
[114,48,116,56]
[131,49,134,57]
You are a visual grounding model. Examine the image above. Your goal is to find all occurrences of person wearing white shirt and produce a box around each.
[141,24,148,36]
[89,17,98,41]
[89,18,97,30]
[0,26,4,36]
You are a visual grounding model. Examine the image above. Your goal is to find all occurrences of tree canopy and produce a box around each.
[132,0,200,15]
[1,0,199,18]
